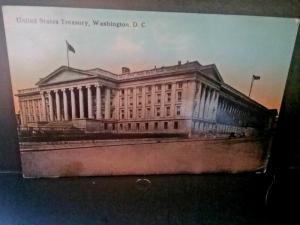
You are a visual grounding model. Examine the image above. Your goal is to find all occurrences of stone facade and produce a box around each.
[16,61,273,136]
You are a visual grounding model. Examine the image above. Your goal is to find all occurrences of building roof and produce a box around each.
[19,60,270,112]
[36,60,224,86]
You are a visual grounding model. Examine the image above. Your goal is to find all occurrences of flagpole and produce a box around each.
[66,44,69,67]
[248,76,254,97]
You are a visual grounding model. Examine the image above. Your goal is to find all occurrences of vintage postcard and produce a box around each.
[2,5,299,177]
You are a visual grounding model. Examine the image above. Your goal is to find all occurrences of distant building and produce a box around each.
[16,60,273,136]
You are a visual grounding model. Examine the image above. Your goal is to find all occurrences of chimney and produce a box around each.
[178,60,181,65]
[122,67,130,74]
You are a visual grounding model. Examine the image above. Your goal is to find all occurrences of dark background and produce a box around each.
[1,0,300,173]
[0,1,300,225]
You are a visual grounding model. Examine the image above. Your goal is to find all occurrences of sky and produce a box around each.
[2,6,299,112]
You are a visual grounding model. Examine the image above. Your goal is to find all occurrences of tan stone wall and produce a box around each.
[20,137,271,178]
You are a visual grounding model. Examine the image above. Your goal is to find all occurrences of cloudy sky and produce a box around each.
[2,6,299,112]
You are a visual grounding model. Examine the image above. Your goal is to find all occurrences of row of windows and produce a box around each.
[24,115,40,122]
[120,91,182,106]
[22,103,40,111]
[120,106,181,119]
[102,121,180,130]
[120,82,183,95]
[119,121,179,130]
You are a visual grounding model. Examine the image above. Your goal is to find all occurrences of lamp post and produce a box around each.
[248,74,260,97]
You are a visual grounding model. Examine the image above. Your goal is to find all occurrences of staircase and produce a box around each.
[40,121,84,134]
[45,121,74,128]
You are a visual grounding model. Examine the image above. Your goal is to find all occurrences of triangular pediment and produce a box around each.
[199,64,224,83]
[36,66,96,86]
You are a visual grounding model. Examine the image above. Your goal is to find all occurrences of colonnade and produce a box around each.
[217,97,249,126]
[40,85,112,122]
[193,82,219,121]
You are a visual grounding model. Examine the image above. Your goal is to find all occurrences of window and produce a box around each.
[136,123,140,130]
[137,108,142,118]
[166,106,171,116]
[145,123,149,130]
[104,123,108,130]
[156,84,161,91]
[146,108,151,118]
[156,107,161,117]
[147,86,151,92]
[138,87,142,94]
[176,106,181,116]
[121,110,125,119]
[121,89,125,95]
[121,97,125,106]
[138,95,142,106]
[156,94,161,104]
[167,83,172,90]
[164,122,168,129]
[146,94,151,105]
[129,88,133,94]
[129,109,133,119]
[174,121,179,129]
[154,122,158,129]
[128,123,131,130]
[129,97,133,106]
[177,91,182,101]
[177,82,183,89]
[167,92,171,103]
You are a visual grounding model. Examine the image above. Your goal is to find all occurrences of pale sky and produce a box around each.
[2,6,299,112]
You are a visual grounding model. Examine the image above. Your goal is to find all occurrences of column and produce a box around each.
[113,88,119,120]
[124,88,128,120]
[96,85,102,119]
[212,92,219,121]
[55,90,61,121]
[199,84,206,119]
[105,87,111,119]
[41,92,47,121]
[141,86,146,118]
[87,85,93,119]
[31,101,35,122]
[19,101,24,124]
[48,91,54,121]
[133,87,137,119]
[194,82,202,118]
[150,86,155,118]
[170,83,176,117]
[71,87,76,119]
[204,87,211,119]
[161,84,165,117]
[24,101,29,123]
[79,86,84,119]
[63,89,69,121]
[38,99,43,122]
[207,89,216,120]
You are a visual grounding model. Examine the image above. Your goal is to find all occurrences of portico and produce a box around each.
[41,84,112,122]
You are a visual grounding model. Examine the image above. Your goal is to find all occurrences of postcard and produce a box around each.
[2,5,299,177]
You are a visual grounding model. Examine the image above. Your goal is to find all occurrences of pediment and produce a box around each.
[199,65,224,83]
[45,70,93,84]
[37,67,96,86]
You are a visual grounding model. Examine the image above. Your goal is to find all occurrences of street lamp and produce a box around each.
[248,74,260,97]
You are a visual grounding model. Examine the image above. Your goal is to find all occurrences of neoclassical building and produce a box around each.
[16,61,274,135]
